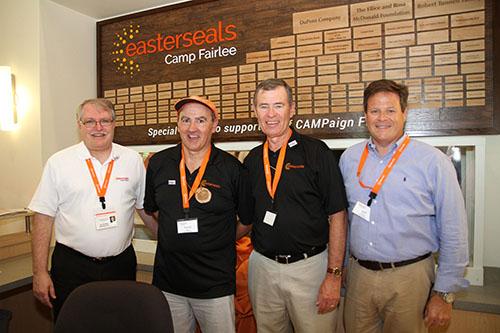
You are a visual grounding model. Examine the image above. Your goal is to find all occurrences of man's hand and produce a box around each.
[316,275,341,314]
[31,213,55,308]
[424,294,452,328]
[33,271,56,308]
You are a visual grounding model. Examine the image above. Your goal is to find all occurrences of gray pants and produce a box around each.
[162,291,235,333]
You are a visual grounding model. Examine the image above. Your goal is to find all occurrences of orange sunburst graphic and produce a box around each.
[111,24,141,77]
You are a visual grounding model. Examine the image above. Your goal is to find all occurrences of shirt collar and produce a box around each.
[175,142,217,165]
[289,127,300,146]
[367,133,408,154]
[266,127,300,154]
[77,141,119,163]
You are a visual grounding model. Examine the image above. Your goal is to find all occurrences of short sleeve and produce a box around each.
[143,156,159,213]
[134,153,146,210]
[28,158,59,217]
[316,144,348,215]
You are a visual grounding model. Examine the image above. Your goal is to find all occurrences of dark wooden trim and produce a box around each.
[493,0,500,133]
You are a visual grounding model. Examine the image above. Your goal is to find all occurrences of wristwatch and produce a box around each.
[434,291,456,304]
[327,267,342,277]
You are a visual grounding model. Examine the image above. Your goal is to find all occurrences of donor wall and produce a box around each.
[97,0,500,145]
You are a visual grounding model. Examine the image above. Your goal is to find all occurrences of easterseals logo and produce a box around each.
[125,21,237,56]
[111,24,142,77]
[110,21,238,76]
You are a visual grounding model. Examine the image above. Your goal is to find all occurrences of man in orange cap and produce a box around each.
[144,96,252,333]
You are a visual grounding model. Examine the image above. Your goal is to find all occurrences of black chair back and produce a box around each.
[0,309,11,333]
[54,281,173,333]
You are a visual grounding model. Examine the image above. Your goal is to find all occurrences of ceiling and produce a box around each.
[50,0,189,20]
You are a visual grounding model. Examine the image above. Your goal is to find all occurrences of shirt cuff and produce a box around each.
[434,265,470,292]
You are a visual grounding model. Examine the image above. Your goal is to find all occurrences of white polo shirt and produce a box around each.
[29,142,145,257]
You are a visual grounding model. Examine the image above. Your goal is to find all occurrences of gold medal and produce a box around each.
[195,187,211,203]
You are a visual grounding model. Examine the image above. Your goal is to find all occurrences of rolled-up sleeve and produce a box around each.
[433,155,469,292]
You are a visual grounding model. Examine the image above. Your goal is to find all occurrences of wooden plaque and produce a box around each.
[97,0,499,145]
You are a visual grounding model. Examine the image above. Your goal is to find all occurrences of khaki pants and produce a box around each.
[344,256,435,333]
[162,292,235,333]
[248,249,339,333]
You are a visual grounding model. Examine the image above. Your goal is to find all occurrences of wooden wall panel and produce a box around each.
[97,0,499,145]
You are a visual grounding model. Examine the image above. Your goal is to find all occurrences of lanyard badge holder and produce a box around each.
[177,145,211,234]
[86,158,118,230]
[262,129,292,227]
[353,136,411,222]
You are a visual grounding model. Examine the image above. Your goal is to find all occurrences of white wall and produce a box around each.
[0,0,95,209]
[40,0,96,161]
[0,0,42,208]
[484,135,500,267]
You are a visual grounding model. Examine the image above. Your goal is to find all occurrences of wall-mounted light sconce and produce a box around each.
[0,66,17,131]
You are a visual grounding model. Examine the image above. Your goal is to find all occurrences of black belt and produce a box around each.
[352,252,431,271]
[56,242,130,263]
[260,245,326,264]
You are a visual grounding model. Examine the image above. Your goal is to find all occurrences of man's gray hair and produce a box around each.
[253,78,293,107]
[76,98,116,120]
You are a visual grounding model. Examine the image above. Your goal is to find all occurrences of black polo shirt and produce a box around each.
[144,144,252,299]
[243,128,347,255]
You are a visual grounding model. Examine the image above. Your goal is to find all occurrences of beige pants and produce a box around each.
[248,249,340,333]
[162,292,235,333]
[344,256,435,333]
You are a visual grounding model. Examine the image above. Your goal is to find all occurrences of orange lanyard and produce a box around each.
[179,145,211,214]
[85,158,115,209]
[357,136,410,206]
[263,129,292,200]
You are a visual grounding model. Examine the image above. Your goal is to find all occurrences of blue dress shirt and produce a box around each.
[340,134,469,292]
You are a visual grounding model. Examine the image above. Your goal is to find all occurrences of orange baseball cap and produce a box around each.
[174,96,219,120]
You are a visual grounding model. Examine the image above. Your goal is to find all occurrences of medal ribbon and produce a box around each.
[357,135,410,205]
[263,128,293,200]
[85,158,115,209]
[179,145,212,210]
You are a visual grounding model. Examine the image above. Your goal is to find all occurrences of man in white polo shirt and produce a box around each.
[29,98,156,321]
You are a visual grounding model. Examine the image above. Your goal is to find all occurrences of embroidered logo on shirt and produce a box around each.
[115,177,129,181]
[284,163,305,170]
[168,180,176,185]
[201,179,221,189]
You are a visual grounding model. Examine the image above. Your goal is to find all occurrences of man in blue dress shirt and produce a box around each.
[340,79,469,332]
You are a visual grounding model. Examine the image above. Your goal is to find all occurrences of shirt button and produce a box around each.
[379,160,383,164]
[371,221,375,225]
[369,242,373,246]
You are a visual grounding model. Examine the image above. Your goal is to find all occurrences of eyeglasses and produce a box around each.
[80,119,114,129]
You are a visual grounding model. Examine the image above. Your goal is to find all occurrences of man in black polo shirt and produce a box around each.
[243,79,348,332]
[144,96,251,333]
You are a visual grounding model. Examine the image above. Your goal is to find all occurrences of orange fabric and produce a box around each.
[143,152,155,169]
[179,145,211,210]
[235,236,256,333]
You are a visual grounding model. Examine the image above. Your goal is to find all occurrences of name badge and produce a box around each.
[177,218,198,234]
[263,211,277,226]
[95,209,118,230]
[352,201,370,222]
